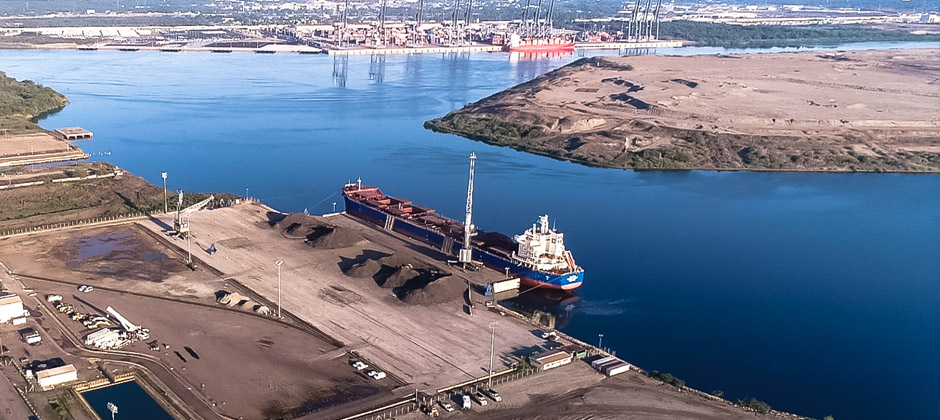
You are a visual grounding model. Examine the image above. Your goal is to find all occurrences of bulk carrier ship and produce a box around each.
[343,154,584,291]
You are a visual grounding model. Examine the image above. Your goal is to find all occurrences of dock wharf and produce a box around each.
[575,40,683,50]
[328,44,504,55]
[54,127,93,141]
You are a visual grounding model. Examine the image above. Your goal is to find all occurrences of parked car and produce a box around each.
[352,361,368,371]
[367,370,386,380]
[462,395,472,409]
[540,331,558,340]
[474,392,488,406]
[439,400,454,412]
[485,389,502,402]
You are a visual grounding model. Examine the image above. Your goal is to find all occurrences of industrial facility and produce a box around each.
[84,328,129,349]
[35,364,78,390]
[591,356,631,377]
[0,293,27,324]
[531,350,573,371]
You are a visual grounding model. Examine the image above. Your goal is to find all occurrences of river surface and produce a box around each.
[82,381,174,420]
[1,42,937,420]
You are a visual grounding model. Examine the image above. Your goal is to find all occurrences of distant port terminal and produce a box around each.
[0,0,684,57]
[4,23,683,55]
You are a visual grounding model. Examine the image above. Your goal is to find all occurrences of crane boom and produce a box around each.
[459,153,476,264]
[173,190,214,237]
[106,306,139,332]
[180,195,215,215]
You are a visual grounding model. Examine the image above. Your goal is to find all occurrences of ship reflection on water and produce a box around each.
[328,48,657,87]
[499,287,580,330]
[509,50,575,62]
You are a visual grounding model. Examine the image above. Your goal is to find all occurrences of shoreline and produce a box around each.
[430,123,940,174]
[426,48,940,174]
[0,167,805,418]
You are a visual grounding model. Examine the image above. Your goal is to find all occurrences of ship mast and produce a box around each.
[459,153,476,265]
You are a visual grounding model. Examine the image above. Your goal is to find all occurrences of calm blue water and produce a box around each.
[2,43,937,420]
[82,381,174,420]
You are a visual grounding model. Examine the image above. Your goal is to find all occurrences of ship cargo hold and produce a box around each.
[342,178,584,291]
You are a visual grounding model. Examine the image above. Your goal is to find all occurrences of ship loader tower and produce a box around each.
[458,153,477,267]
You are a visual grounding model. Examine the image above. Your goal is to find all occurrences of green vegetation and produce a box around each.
[0,70,67,135]
[47,394,76,420]
[648,371,685,389]
[736,397,772,414]
[658,21,940,48]
[0,161,242,231]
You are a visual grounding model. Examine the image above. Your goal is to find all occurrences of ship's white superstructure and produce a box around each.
[513,215,579,273]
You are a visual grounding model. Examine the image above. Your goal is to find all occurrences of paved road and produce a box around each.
[0,267,225,420]
[0,361,34,420]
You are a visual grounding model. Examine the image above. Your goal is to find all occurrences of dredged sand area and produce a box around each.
[426,48,940,172]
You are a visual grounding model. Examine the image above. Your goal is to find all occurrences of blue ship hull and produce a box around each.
[343,193,584,291]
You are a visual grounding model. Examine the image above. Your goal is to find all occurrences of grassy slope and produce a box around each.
[0,70,68,135]
[0,72,238,231]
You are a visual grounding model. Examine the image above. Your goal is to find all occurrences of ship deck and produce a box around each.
[346,184,515,254]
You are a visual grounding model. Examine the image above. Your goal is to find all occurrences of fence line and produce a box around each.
[0,211,148,238]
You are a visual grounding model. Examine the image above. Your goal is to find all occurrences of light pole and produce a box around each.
[107,402,118,420]
[275,260,283,318]
[598,333,604,349]
[161,172,168,214]
[186,221,193,265]
[487,322,497,387]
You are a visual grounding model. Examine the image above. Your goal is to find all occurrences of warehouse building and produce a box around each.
[37,364,78,390]
[532,350,573,371]
[0,293,26,323]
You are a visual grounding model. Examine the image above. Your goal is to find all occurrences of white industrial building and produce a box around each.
[532,350,573,371]
[0,293,26,323]
[84,328,128,349]
[591,356,631,377]
[37,364,78,390]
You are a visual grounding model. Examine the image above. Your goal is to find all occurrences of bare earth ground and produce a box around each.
[426,48,940,172]
[403,363,783,420]
[140,204,549,392]
[0,132,69,156]
[0,162,165,231]
[0,301,102,420]
[0,223,221,301]
[0,133,87,168]
[0,203,790,419]
[0,223,393,419]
